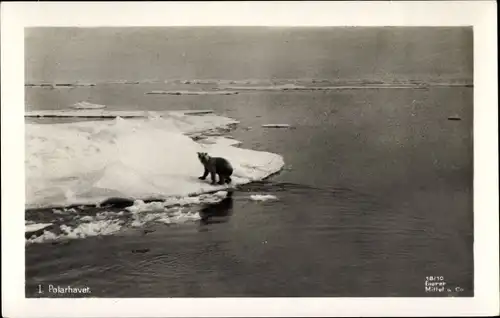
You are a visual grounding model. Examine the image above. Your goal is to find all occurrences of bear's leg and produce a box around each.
[217,173,226,185]
[210,171,217,184]
[199,167,209,180]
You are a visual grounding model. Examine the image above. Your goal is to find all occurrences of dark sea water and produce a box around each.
[25,27,473,297]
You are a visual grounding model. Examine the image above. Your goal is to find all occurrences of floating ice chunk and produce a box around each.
[26,82,96,88]
[250,194,278,201]
[125,191,229,213]
[219,84,304,91]
[96,211,125,219]
[51,207,78,214]
[169,211,201,222]
[27,231,59,244]
[261,124,292,128]
[163,197,200,207]
[52,209,65,214]
[57,82,96,87]
[447,115,462,121]
[128,206,198,227]
[71,101,107,109]
[162,196,202,207]
[25,223,53,233]
[156,216,173,224]
[172,191,228,205]
[126,200,165,213]
[59,220,123,239]
[130,219,145,228]
[26,219,125,243]
[213,191,229,198]
[146,90,238,95]
[180,110,214,115]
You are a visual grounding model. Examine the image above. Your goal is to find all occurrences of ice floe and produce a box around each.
[26,220,123,244]
[146,90,238,95]
[125,191,229,213]
[249,194,278,202]
[261,124,292,129]
[25,112,284,209]
[71,101,107,109]
[25,223,53,233]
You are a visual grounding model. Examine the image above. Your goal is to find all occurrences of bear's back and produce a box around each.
[211,157,233,173]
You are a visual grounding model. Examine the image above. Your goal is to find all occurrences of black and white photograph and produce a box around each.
[2,1,498,317]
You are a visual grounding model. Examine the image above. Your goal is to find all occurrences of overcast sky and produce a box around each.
[25,27,473,83]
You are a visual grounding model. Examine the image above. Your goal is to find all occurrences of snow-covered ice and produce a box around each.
[25,112,284,209]
[129,206,201,228]
[26,220,124,244]
[250,194,278,201]
[27,231,59,244]
[125,191,229,213]
[71,101,107,109]
[59,220,123,239]
[25,223,53,233]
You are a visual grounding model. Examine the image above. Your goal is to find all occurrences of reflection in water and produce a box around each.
[199,191,234,225]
